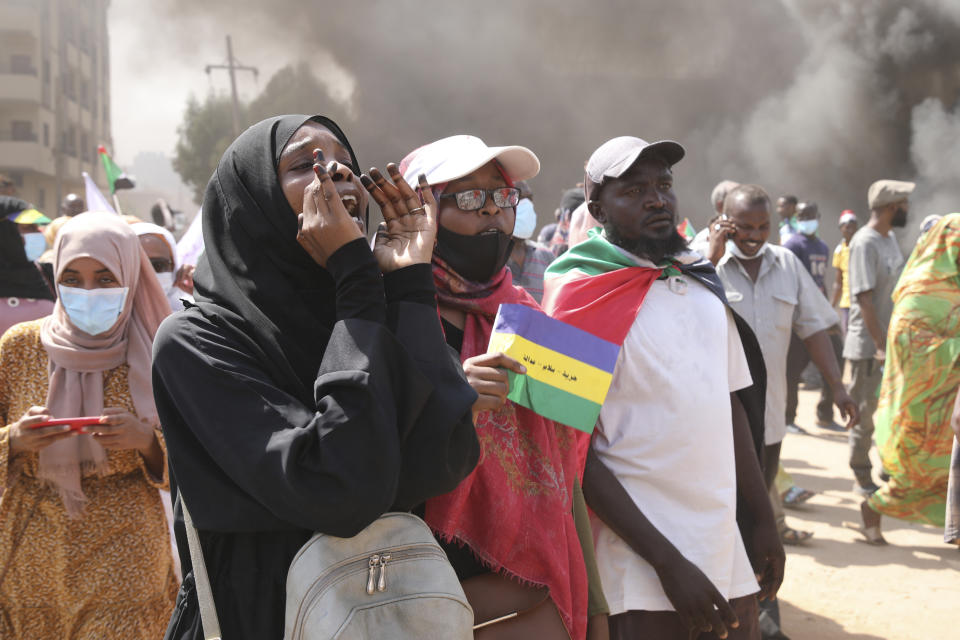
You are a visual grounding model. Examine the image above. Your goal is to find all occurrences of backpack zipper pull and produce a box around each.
[377,554,392,592]
[366,554,380,595]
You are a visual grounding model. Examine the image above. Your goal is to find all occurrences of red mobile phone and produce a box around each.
[30,417,101,431]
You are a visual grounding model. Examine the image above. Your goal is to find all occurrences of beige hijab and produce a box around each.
[39,212,170,517]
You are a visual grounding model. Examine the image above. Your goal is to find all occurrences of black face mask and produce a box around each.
[435,225,515,283]
[892,206,908,228]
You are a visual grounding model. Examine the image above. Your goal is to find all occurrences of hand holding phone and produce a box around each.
[9,407,81,454]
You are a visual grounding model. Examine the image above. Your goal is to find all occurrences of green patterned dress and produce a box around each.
[869,214,960,526]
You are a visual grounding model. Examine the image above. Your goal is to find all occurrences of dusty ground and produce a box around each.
[776,388,959,639]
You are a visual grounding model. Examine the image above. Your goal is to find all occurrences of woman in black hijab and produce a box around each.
[154,115,480,640]
[1,196,55,336]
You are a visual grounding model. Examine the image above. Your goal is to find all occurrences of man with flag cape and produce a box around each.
[542,136,783,640]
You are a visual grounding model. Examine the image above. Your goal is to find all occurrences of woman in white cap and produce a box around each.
[360,136,598,639]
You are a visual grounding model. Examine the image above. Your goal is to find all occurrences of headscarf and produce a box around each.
[39,212,171,517]
[132,221,186,311]
[893,213,960,306]
[429,257,588,640]
[191,115,361,404]
[0,196,54,300]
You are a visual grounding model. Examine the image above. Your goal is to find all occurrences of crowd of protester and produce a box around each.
[0,113,957,640]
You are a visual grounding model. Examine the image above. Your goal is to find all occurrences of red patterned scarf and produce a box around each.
[426,257,587,640]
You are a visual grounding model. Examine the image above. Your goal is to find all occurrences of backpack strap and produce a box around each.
[181,495,222,640]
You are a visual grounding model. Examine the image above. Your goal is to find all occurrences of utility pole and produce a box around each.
[205,35,258,137]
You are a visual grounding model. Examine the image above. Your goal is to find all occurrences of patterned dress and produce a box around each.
[870,215,960,526]
[0,320,177,639]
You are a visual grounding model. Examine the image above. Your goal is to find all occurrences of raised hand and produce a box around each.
[296,149,365,267]
[362,165,438,273]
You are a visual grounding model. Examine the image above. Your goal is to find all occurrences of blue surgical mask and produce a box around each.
[23,232,47,261]
[796,219,819,236]
[512,198,537,240]
[57,285,129,335]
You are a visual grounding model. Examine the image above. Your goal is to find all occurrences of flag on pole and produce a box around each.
[677,218,696,241]
[97,145,134,194]
[176,208,205,266]
[487,303,620,434]
[83,171,116,214]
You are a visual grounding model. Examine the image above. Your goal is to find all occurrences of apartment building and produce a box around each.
[0,0,112,213]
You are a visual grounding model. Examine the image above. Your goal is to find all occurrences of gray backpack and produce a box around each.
[182,502,473,640]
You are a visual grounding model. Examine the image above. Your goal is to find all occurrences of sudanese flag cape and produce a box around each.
[542,231,768,542]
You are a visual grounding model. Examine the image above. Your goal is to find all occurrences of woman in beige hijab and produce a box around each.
[0,212,177,639]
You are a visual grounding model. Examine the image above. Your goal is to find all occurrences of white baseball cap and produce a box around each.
[585,136,685,200]
[400,135,540,189]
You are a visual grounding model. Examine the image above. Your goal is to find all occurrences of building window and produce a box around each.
[38,188,46,210]
[81,132,89,161]
[43,59,50,83]
[11,121,36,142]
[43,123,49,147]
[10,55,36,76]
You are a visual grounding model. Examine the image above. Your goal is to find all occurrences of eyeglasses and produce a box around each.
[438,187,521,211]
[149,257,174,273]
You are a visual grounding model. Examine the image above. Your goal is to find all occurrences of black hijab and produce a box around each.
[0,196,55,300]
[192,115,362,403]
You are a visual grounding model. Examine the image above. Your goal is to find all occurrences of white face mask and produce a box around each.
[726,239,768,261]
[23,232,47,261]
[57,285,129,335]
[154,271,175,294]
[512,198,537,240]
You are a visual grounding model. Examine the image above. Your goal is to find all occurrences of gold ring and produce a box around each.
[408,206,425,214]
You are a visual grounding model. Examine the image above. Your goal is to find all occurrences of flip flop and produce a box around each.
[780,527,813,545]
[843,521,888,545]
[782,486,815,506]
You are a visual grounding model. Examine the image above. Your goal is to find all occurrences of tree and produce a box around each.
[172,94,238,203]
[172,64,351,204]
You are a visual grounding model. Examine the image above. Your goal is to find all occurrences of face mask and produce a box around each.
[796,219,819,235]
[512,198,537,240]
[435,225,515,283]
[154,271,175,294]
[23,232,47,261]
[726,239,767,260]
[57,285,129,335]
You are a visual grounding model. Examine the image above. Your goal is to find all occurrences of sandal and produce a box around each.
[780,527,813,545]
[843,521,888,546]
[782,486,815,507]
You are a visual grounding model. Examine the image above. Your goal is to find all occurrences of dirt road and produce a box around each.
[777,389,959,639]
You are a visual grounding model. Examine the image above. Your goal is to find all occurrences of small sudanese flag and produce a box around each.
[677,218,696,241]
[487,303,620,434]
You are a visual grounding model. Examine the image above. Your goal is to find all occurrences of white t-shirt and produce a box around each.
[591,276,759,614]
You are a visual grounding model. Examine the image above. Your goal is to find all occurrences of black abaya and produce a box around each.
[155,116,479,640]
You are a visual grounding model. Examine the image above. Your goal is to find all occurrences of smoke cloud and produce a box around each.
[134,0,960,249]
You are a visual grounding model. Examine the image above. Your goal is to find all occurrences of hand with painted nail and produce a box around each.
[296,149,365,267]
[362,166,438,272]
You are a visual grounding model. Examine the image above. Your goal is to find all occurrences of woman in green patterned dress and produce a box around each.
[851,214,960,545]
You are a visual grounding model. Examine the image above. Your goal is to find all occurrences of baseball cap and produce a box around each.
[400,135,540,189]
[839,210,857,225]
[867,179,915,210]
[585,136,685,200]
